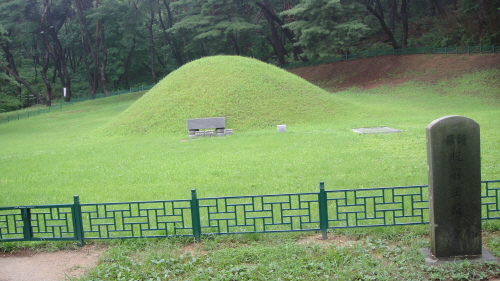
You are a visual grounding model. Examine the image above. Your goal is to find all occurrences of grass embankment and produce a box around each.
[1,56,500,280]
[104,55,345,136]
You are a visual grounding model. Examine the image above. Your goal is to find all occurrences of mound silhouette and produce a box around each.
[105,56,341,136]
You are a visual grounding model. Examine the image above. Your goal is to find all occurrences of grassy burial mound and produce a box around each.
[105,56,341,136]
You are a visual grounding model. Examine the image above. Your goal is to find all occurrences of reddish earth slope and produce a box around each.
[288,54,500,92]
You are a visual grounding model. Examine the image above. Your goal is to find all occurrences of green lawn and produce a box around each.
[1,67,498,207]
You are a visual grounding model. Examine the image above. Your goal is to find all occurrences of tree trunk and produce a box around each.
[40,0,71,102]
[477,0,487,38]
[429,0,446,16]
[147,11,158,84]
[1,43,18,76]
[257,1,286,64]
[181,35,191,63]
[230,35,240,55]
[48,25,72,102]
[159,1,184,66]
[401,0,409,48]
[256,1,307,62]
[40,49,52,106]
[75,0,99,97]
[435,0,446,16]
[265,13,286,64]
[38,0,51,105]
[1,42,22,96]
[98,21,109,96]
[123,39,135,89]
[363,0,400,49]
[389,0,397,31]
[3,65,44,104]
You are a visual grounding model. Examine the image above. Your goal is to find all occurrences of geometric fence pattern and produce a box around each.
[1,180,499,245]
[326,185,429,228]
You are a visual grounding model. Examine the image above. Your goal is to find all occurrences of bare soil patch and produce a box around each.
[296,233,358,248]
[288,53,500,91]
[0,244,107,281]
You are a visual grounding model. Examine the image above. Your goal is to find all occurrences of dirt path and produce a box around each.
[0,245,106,281]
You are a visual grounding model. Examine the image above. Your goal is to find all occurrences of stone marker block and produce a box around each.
[195,131,205,137]
[186,117,225,130]
[277,125,286,133]
[188,129,198,138]
[216,128,225,136]
[426,115,481,257]
[224,129,233,135]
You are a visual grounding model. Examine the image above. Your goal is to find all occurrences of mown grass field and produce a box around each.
[1,56,500,280]
[0,59,498,206]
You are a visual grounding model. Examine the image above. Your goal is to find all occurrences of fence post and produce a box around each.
[318,182,328,240]
[190,189,202,242]
[72,195,85,246]
[20,208,33,241]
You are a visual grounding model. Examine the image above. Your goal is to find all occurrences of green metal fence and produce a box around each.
[0,103,64,124]
[0,85,154,124]
[1,180,499,245]
[70,85,154,103]
[282,45,500,69]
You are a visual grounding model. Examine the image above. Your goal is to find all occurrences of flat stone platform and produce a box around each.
[420,248,500,265]
[352,127,402,134]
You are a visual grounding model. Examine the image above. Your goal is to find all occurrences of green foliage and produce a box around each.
[0,24,8,45]
[0,72,20,112]
[76,231,500,280]
[168,0,261,58]
[0,240,81,253]
[0,93,20,113]
[282,0,368,59]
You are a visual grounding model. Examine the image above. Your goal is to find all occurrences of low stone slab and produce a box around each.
[420,248,500,265]
[187,117,225,130]
[352,127,401,134]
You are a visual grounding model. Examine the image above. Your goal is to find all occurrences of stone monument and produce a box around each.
[426,115,483,260]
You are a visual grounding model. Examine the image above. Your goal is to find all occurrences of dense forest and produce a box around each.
[0,0,499,111]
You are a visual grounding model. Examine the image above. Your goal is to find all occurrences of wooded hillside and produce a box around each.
[0,0,499,111]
